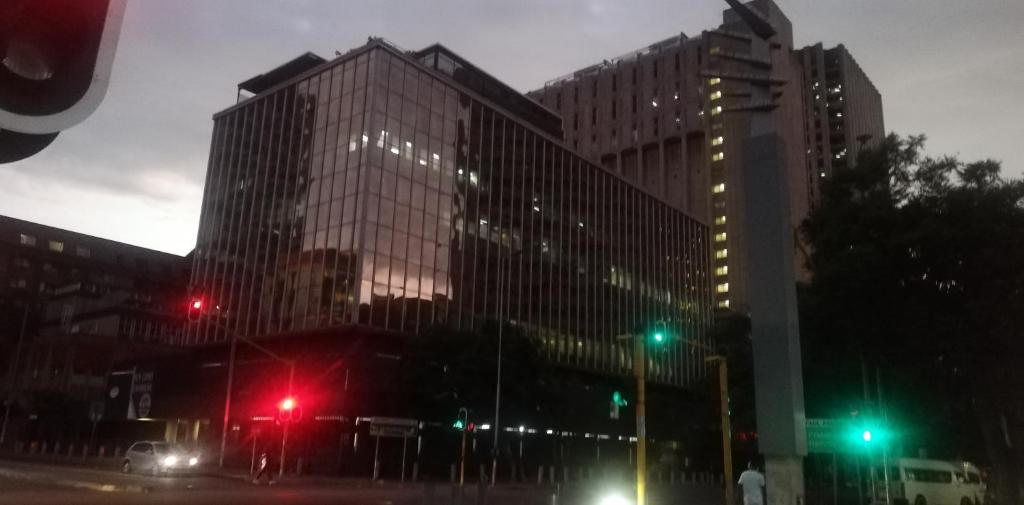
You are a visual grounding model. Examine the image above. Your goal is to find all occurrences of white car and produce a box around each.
[122,441,200,475]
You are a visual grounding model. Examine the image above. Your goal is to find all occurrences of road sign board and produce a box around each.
[805,418,850,454]
[368,417,418,438]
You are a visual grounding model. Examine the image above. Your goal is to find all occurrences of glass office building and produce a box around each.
[188,40,713,386]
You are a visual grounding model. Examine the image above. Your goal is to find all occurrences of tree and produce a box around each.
[800,134,1024,503]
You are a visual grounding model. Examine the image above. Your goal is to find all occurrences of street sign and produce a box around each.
[367,417,418,438]
[805,418,850,454]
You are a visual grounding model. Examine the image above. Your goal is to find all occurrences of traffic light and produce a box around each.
[453,408,468,431]
[0,0,127,163]
[277,396,301,423]
[612,390,628,407]
[649,320,669,344]
[187,297,204,322]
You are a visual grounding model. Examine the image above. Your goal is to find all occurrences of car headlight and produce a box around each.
[188,457,198,466]
[162,455,178,467]
[598,493,632,505]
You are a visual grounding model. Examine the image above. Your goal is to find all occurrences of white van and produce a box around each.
[872,457,985,505]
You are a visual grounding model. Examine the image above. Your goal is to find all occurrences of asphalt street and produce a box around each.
[0,459,722,505]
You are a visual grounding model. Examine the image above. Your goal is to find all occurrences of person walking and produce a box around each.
[252,451,275,485]
[738,461,766,505]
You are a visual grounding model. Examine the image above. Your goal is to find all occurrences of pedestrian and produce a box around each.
[738,461,766,505]
[252,451,274,485]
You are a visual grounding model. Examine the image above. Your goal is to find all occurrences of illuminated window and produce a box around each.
[709,46,721,55]
[710,90,722,100]
[712,152,725,162]
[714,232,727,242]
[716,282,730,294]
[717,299,731,309]
[709,77,721,86]
[711,106,722,116]
[712,183,725,193]
[715,249,728,259]
[711,136,724,146]
[18,234,36,247]
[715,266,728,276]
[48,241,64,253]
[714,215,726,225]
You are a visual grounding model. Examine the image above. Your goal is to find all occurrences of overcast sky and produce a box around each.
[2,0,1021,256]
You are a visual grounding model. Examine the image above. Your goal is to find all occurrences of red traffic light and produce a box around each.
[279,397,296,411]
[277,397,301,423]
[187,297,204,322]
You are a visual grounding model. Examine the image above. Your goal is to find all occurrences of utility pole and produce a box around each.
[634,334,648,505]
[707,355,734,505]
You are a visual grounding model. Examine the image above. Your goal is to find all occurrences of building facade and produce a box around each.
[797,42,885,204]
[529,0,884,309]
[188,40,714,386]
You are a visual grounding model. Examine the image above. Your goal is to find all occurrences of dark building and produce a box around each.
[797,42,885,203]
[528,0,885,309]
[187,39,715,388]
[0,215,189,442]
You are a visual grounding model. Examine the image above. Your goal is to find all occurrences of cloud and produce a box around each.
[1,0,1020,257]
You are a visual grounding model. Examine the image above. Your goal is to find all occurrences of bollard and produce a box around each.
[551,483,561,505]
[549,466,555,485]
[29,441,38,454]
[562,466,569,483]
[537,466,544,485]
[98,446,106,459]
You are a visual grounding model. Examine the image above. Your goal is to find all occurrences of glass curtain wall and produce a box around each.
[189,44,711,386]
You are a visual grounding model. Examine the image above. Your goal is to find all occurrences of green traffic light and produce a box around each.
[653,332,665,343]
[612,390,628,407]
[453,419,465,430]
[862,430,872,442]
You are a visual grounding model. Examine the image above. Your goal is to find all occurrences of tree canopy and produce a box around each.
[800,134,1024,502]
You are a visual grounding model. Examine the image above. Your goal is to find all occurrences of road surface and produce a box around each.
[0,459,722,504]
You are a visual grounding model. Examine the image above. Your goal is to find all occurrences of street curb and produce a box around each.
[0,465,152,493]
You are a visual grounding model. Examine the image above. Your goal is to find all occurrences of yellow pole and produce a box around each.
[635,336,647,505]
[718,358,734,505]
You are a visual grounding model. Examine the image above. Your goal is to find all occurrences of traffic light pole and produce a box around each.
[707,356,734,505]
[203,317,294,469]
[633,335,647,505]
[218,334,238,468]
[279,362,295,478]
